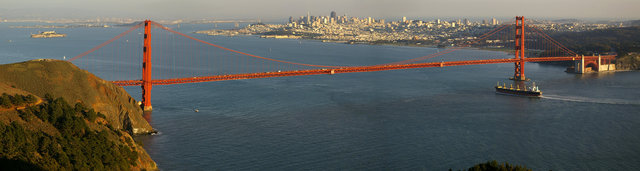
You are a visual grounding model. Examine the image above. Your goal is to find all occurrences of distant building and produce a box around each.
[289,16,294,23]
[306,12,310,25]
[436,19,441,24]
[402,16,407,23]
[491,18,497,25]
[330,11,337,19]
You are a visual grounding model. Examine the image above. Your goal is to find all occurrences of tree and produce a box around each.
[467,160,532,171]
[0,94,11,108]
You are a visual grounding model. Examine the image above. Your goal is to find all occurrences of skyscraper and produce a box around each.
[330,11,337,19]
[491,18,497,25]
[306,11,310,25]
[402,16,407,23]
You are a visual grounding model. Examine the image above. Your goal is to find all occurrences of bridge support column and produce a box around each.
[580,55,585,73]
[142,20,153,111]
[512,16,526,81]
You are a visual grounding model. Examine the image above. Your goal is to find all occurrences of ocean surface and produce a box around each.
[1,22,640,170]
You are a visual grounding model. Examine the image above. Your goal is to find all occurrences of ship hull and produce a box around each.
[495,86,542,97]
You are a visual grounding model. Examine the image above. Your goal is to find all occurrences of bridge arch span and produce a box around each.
[586,61,599,71]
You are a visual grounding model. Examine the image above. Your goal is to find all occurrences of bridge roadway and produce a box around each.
[111,55,614,86]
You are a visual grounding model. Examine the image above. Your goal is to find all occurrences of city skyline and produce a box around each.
[1,0,639,21]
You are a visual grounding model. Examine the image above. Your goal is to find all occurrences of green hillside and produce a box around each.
[0,59,153,134]
[550,26,640,70]
[0,59,157,170]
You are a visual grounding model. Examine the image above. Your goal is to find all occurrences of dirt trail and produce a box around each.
[0,98,44,112]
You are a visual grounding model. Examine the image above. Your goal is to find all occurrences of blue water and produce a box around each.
[1,22,640,170]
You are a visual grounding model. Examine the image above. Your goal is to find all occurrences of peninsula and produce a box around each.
[0,59,157,170]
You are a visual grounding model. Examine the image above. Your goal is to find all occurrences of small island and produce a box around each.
[31,31,66,38]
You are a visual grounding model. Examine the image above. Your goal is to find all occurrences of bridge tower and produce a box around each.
[142,20,153,111]
[512,16,526,81]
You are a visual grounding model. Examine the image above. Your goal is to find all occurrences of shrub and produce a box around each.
[0,97,139,170]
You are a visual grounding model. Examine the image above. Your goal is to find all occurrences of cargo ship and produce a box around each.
[495,82,542,97]
[31,31,66,38]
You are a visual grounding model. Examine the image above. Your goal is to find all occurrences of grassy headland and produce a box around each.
[550,26,640,70]
[0,59,157,170]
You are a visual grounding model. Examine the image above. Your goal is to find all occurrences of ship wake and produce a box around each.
[542,94,640,105]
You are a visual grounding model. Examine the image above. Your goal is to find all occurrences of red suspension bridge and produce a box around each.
[67,16,615,111]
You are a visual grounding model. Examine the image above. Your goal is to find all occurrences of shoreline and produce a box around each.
[194,31,639,72]
[194,30,523,51]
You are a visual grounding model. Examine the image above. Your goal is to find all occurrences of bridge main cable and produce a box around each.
[525,23,578,56]
[68,23,144,62]
[149,21,342,68]
[381,22,514,65]
[111,56,613,86]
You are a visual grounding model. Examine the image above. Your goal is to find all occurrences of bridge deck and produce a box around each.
[112,56,613,86]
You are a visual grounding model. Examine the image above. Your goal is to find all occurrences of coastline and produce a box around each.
[193,30,640,73]
[195,30,447,48]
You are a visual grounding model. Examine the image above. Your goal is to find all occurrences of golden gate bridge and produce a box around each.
[67,16,615,111]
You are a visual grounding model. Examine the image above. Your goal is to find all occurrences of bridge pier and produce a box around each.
[142,20,153,111]
[573,55,616,73]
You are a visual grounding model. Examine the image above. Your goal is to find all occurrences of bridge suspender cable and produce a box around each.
[68,23,144,62]
[526,24,577,56]
[382,22,514,65]
[149,21,342,68]
[69,19,523,69]
[70,18,585,81]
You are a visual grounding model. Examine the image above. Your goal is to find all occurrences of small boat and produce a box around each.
[495,82,542,97]
[193,108,199,112]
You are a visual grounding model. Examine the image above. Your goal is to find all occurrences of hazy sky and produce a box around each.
[1,0,639,21]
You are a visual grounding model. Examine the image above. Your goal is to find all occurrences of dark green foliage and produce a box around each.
[82,109,98,122]
[0,158,43,171]
[0,93,38,108]
[25,95,37,103]
[0,93,11,108]
[462,160,532,171]
[0,97,139,170]
[44,93,53,101]
[550,26,640,56]
[97,112,107,119]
